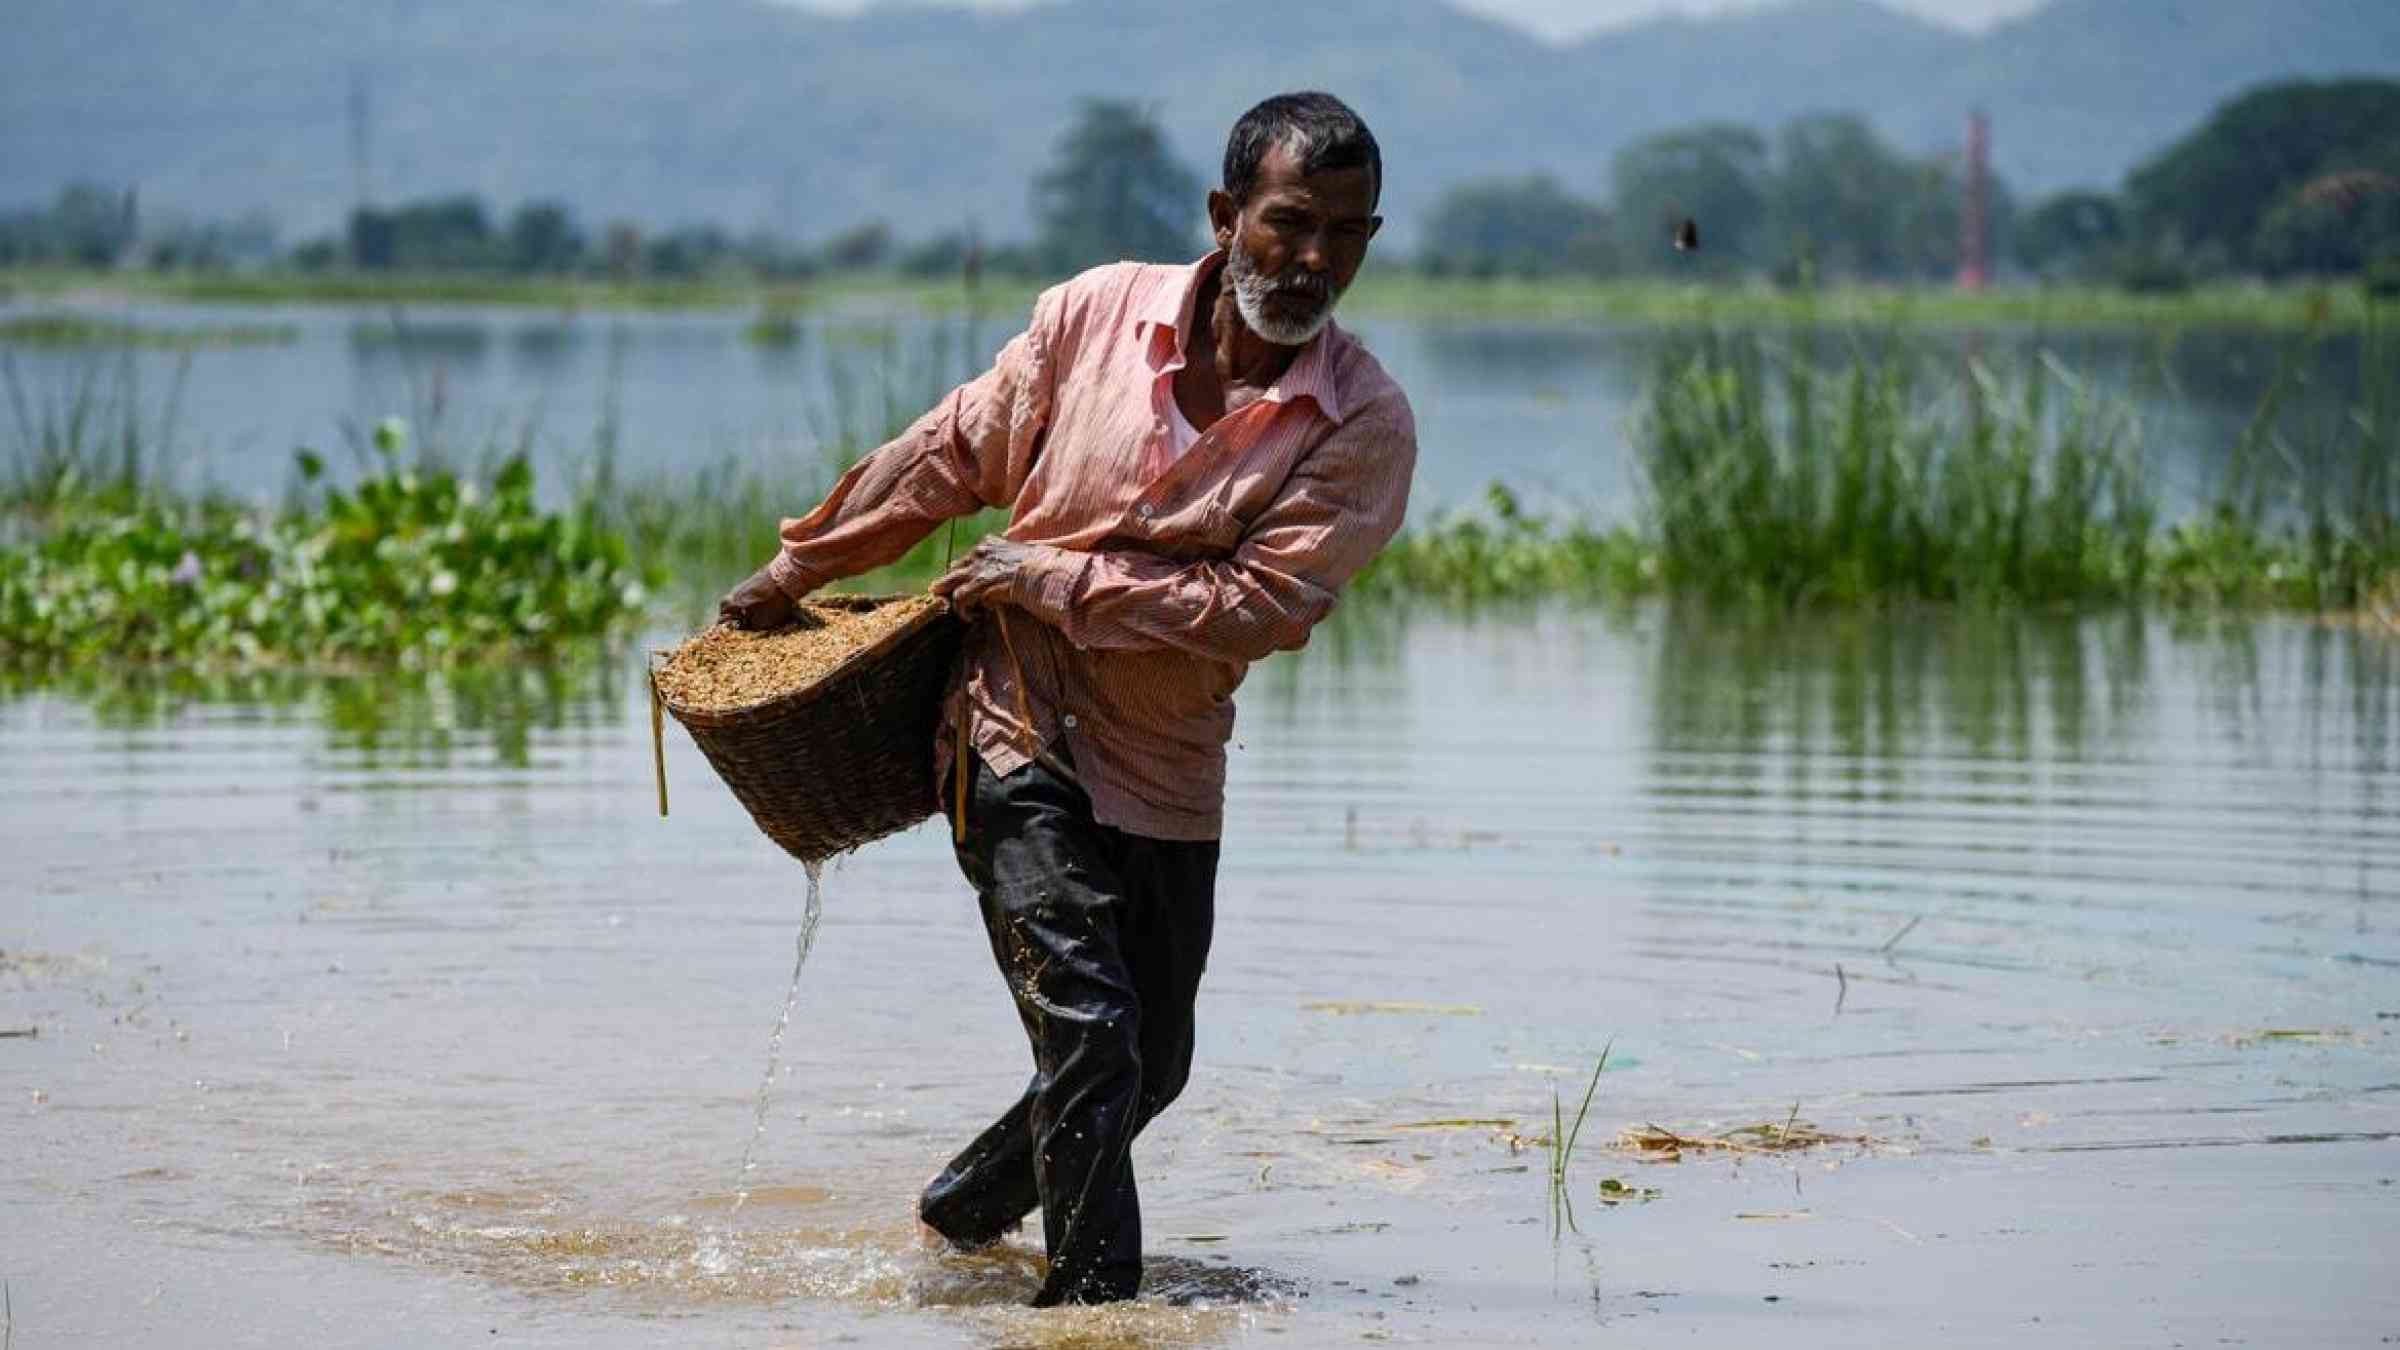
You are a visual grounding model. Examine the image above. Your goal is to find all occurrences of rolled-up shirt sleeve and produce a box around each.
[1012,389,1416,663]
[764,288,1063,600]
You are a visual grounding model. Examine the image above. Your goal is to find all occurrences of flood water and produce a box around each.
[4,604,2395,1346]
[1,294,2376,515]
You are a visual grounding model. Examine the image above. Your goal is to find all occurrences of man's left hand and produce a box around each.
[932,537,1039,615]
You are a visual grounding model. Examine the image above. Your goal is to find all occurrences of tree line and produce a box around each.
[1426,78,2400,289]
[5,78,2394,291]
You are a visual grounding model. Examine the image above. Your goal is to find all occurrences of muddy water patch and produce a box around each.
[292,1171,1290,1344]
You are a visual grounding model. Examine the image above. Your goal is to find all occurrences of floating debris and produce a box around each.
[1300,1000,1484,1016]
[1595,1177,1661,1206]
[1616,1119,1880,1162]
[2233,1027,2361,1047]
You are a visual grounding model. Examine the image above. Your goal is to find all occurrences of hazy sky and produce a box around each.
[781,0,2055,42]
[1448,0,2049,40]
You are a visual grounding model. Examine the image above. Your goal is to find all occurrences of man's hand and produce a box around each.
[932,537,1039,616]
[718,563,799,631]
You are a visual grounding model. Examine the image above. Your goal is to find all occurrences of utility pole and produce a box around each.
[347,62,374,264]
[1958,107,1990,291]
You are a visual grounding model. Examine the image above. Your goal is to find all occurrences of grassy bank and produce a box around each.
[8,264,2392,330]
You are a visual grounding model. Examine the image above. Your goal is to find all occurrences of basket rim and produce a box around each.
[654,591,955,728]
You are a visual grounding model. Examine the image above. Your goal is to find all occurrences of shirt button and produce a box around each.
[1062,714,1079,729]
[1137,503,1155,520]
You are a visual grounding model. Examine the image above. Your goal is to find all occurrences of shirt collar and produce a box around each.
[1137,250,1348,426]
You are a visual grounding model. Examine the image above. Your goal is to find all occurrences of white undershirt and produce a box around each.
[1164,388,1202,460]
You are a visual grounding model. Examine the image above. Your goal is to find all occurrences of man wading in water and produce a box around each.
[717,92,1415,1306]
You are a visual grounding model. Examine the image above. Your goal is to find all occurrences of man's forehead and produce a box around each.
[1248,145,1377,212]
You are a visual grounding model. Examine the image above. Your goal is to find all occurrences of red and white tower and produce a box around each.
[1959,108,1991,291]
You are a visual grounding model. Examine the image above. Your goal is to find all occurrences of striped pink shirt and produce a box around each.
[766,252,1417,840]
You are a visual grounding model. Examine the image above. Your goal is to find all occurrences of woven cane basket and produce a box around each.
[653,594,963,863]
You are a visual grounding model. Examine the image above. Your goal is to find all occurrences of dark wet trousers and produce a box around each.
[918,750,1218,1306]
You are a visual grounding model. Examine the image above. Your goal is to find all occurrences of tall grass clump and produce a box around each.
[2152,306,2400,609]
[2,349,192,514]
[1638,330,2156,606]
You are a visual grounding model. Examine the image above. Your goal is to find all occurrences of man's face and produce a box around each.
[1209,142,1382,347]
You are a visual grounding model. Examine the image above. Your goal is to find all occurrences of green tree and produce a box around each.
[1766,113,1917,281]
[644,224,734,278]
[52,183,140,267]
[505,201,584,274]
[2015,190,2125,279]
[823,219,893,271]
[1611,124,1770,275]
[2252,186,2400,277]
[1892,158,1965,283]
[1031,99,1202,274]
[351,196,495,271]
[1419,174,1618,278]
[2125,78,2400,272]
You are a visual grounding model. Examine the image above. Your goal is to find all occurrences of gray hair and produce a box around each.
[1222,92,1381,208]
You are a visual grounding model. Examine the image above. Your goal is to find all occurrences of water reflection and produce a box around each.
[0,648,622,769]
[1646,602,2155,761]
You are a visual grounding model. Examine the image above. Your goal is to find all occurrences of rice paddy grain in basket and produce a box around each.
[655,596,939,712]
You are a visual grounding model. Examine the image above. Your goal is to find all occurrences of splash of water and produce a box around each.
[729,857,825,1217]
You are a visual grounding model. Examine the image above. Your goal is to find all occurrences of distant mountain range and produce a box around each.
[3,0,2395,248]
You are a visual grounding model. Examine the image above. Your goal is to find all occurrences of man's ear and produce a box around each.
[1206,188,1237,247]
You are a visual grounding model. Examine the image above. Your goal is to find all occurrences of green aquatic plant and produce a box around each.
[1354,483,1652,602]
[0,438,652,670]
[2152,304,2399,609]
[1637,330,2159,605]
[0,313,298,349]
[1546,1042,1611,1235]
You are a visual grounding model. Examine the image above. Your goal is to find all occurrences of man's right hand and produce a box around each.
[718,563,799,631]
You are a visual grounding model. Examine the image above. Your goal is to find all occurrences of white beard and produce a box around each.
[1226,244,1339,347]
